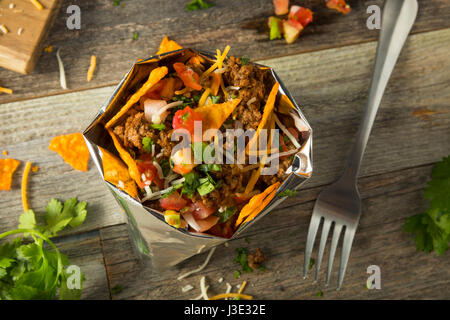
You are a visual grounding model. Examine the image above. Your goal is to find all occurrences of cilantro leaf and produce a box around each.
[216,206,237,223]
[186,0,213,11]
[142,137,153,153]
[234,248,253,273]
[241,56,250,65]
[149,123,166,130]
[18,210,36,230]
[404,156,450,255]
[278,189,297,197]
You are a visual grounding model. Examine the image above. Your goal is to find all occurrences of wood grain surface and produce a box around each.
[0,0,449,103]
[0,1,449,300]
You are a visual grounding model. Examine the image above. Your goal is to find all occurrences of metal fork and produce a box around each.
[303,0,418,289]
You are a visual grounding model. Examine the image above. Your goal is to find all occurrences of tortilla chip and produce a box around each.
[156,36,183,55]
[0,158,21,190]
[195,98,241,133]
[236,182,280,227]
[105,66,168,129]
[100,147,138,199]
[278,94,296,115]
[107,128,142,187]
[246,82,279,153]
[49,133,89,172]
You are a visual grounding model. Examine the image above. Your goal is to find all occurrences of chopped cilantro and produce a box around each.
[245,237,251,244]
[404,156,450,255]
[197,177,216,196]
[197,164,222,173]
[149,123,166,130]
[234,248,253,273]
[186,0,213,11]
[142,137,153,153]
[278,189,297,197]
[113,0,122,6]
[132,31,139,41]
[193,94,201,103]
[110,285,124,295]
[159,158,171,176]
[234,270,241,279]
[210,95,220,104]
[317,290,323,298]
[258,265,266,272]
[216,206,237,223]
[181,172,200,198]
[308,258,315,271]
[160,188,175,199]
[241,56,250,65]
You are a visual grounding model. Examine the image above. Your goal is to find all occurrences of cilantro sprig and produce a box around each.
[0,198,87,300]
[404,156,450,255]
[186,0,213,11]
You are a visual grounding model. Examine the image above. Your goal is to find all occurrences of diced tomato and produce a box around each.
[173,62,202,91]
[273,0,289,15]
[326,0,351,14]
[137,155,164,189]
[189,201,216,220]
[172,106,202,135]
[289,6,314,28]
[159,191,188,211]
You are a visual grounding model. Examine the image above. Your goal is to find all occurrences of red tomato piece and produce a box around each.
[289,6,314,28]
[173,62,202,91]
[137,155,164,189]
[172,106,202,135]
[159,191,188,211]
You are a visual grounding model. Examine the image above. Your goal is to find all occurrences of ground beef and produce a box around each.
[247,248,267,269]
[224,57,267,131]
[260,156,291,186]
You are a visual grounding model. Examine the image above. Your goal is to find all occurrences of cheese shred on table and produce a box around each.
[208,293,253,300]
[30,0,43,10]
[21,161,32,211]
[0,87,13,94]
[87,55,97,82]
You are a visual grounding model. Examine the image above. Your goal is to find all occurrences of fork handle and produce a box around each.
[342,0,418,181]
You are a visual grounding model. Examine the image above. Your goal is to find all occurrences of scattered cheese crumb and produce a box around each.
[177,247,216,280]
[2,150,8,156]
[17,27,23,36]
[56,49,68,90]
[0,87,13,94]
[224,242,229,247]
[217,277,223,283]
[30,0,43,10]
[0,24,9,34]
[22,161,32,211]
[31,165,39,173]
[9,3,15,9]
[200,276,209,300]
[87,55,97,82]
[181,284,194,293]
[44,45,53,53]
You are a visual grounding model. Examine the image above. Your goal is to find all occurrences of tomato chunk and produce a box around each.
[289,6,314,28]
[159,191,188,211]
[137,154,164,189]
[172,106,202,136]
[173,62,202,91]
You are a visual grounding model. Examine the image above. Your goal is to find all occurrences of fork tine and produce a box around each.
[303,213,322,278]
[337,226,356,290]
[325,223,343,287]
[314,219,332,282]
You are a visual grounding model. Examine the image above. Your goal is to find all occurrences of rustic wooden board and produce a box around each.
[0,0,449,103]
[0,0,61,74]
[99,164,450,300]
[1,29,448,237]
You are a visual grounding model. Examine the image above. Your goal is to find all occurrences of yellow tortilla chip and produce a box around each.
[0,158,21,190]
[236,182,280,227]
[195,98,241,133]
[49,133,89,172]
[278,94,296,115]
[105,66,168,129]
[100,147,138,199]
[156,36,183,55]
[246,82,279,153]
[107,128,142,187]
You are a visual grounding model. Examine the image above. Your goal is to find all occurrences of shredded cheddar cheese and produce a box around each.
[0,87,13,94]
[30,0,43,10]
[2,150,8,156]
[238,280,247,294]
[31,165,39,173]
[22,161,32,211]
[209,293,253,300]
[198,88,211,107]
[87,55,97,82]
[0,24,9,34]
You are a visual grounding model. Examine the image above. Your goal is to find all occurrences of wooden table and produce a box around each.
[1,0,449,300]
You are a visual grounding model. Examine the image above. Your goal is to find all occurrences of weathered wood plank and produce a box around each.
[99,164,450,300]
[0,0,449,103]
[51,231,111,299]
[1,29,448,237]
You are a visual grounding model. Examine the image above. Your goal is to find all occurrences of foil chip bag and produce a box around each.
[83,46,312,270]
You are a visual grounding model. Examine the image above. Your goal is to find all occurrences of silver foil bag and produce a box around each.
[83,48,313,270]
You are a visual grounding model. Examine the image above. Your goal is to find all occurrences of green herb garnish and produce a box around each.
[197,164,222,173]
[210,95,220,104]
[197,177,216,196]
[181,172,200,198]
[193,94,201,103]
[278,189,297,197]
[110,285,124,295]
[404,156,450,255]
[159,158,171,176]
[234,248,253,273]
[149,123,166,130]
[186,0,213,11]
[241,56,250,65]
[142,137,153,153]
[234,270,241,279]
[317,290,323,298]
[132,31,139,41]
[308,258,315,271]
[216,206,237,223]
[0,198,87,300]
